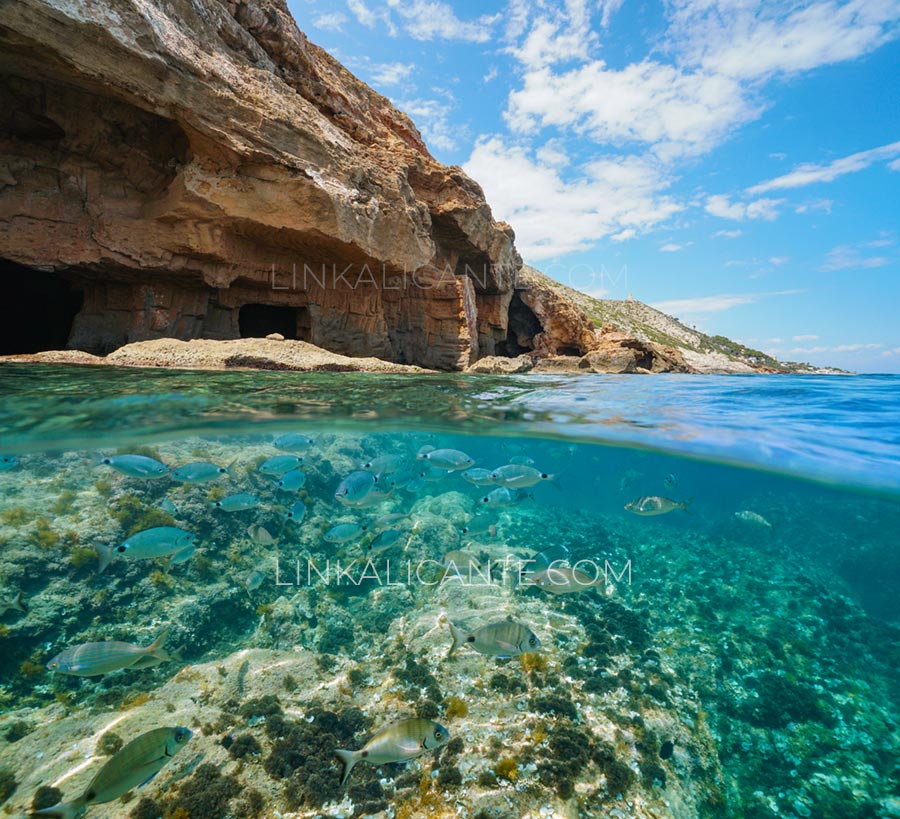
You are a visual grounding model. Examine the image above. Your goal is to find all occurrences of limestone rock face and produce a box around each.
[0,0,518,369]
[1,337,434,372]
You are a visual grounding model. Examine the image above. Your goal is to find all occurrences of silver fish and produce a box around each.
[509,455,535,466]
[735,510,773,528]
[259,455,303,477]
[624,496,689,516]
[31,727,192,819]
[362,454,406,476]
[417,448,475,471]
[245,570,265,592]
[158,499,179,516]
[374,512,408,532]
[459,514,495,537]
[247,524,276,544]
[99,455,168,479]
[444,617,540,658]
[211,493,260,512]
[0,454,20,471]
[47,631,173,676]
[461,468,495,487]
[324,522,367,543]
[98,527,196,573]
[273,433,315,452]
[663,473,678,489]
[277,470,307,492]
[490,464,554,489]
[366,529,404,556]
[335,718,449,785]
[171,461,227,483]
[0,591,28,616]
[480,487,532,508]
[335,470,377,504]
[284,500,307,523]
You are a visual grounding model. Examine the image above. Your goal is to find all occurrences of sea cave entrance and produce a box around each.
[238,303,310,341]
[0,260,83,354]
[497,291,542,356]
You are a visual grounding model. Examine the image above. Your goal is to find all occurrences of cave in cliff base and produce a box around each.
[239,304,310,341]
[0,260,83,355]
[497,292,542,356]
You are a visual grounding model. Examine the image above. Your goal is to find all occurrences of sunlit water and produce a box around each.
[0,364,898,819]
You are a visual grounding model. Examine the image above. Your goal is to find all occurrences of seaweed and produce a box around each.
[0,766,16,803]
[318,623,355,654]
[97,732,124,755]
[30,786,62,811]
[161,763,240,819]
[266,706,370,809]
[3,720,31,743]
[529,693,578,720]
[437,764,462,788]
[109,497,175,538]
[416,699,439,719]
[240,694,283,720]
[227,732,262,759]
[442,696,468,719]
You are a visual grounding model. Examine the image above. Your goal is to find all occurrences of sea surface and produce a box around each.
[0,364,898,819]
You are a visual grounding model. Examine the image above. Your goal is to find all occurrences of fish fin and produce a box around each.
[29,798,86,819]
[95,543,113,574]
[334,749,358,786]
[146,629,172,662]
[137,771,160,788]
[446,620,466,659]
[681,497,694,514]
[495,641,518,654]
[14,591,28,613]
[170,545,196,565]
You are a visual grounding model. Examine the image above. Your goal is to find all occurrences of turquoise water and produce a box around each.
[0,364,898,819]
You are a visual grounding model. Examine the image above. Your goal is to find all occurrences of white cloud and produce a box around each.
[769,152,787,160]
[668,0,900,81]
[506,61,755,159]
[660,243,683,252]
[769,256,789,265]
[748,140,900,194]
[714,229,742,238]
[397,97,460,151]
[819,244,891,271]
[347,0,376,27]
[793,334,820,341]
[890,158,900,171]
[313,12,348,32]
[791,343,882,354]
[795,198,833,214]
[385,0,496,42]
[483,66,499,83]
[464,137,682,259]
[705,194,784,221]
[370,62,415,86]
[611,228,636,242]
[882,347,900,357]
[652,289,803,316]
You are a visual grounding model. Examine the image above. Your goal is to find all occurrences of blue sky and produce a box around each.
[287,0,900,373]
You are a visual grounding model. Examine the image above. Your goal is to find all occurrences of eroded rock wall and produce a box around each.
[0,0,518,368]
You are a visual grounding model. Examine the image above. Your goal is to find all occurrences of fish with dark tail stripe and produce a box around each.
[334,719,449,785]
[30,726,191,819]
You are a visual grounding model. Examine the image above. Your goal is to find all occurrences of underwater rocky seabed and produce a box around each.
[0,372,898,819]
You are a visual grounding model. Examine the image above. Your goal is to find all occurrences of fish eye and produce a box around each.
[116,545,126,553]
[434,729,444,740]
[175,730,187,743]
[49,661,57,668]
[529,636,537,646]
[541,473,548,479]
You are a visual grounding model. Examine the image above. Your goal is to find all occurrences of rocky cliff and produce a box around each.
[0,0,519,369]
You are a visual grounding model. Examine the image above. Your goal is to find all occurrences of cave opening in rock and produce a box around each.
[557,345,582,356]
[238,304,309,340]
[497,291,543,356]
[0,260,83,355]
